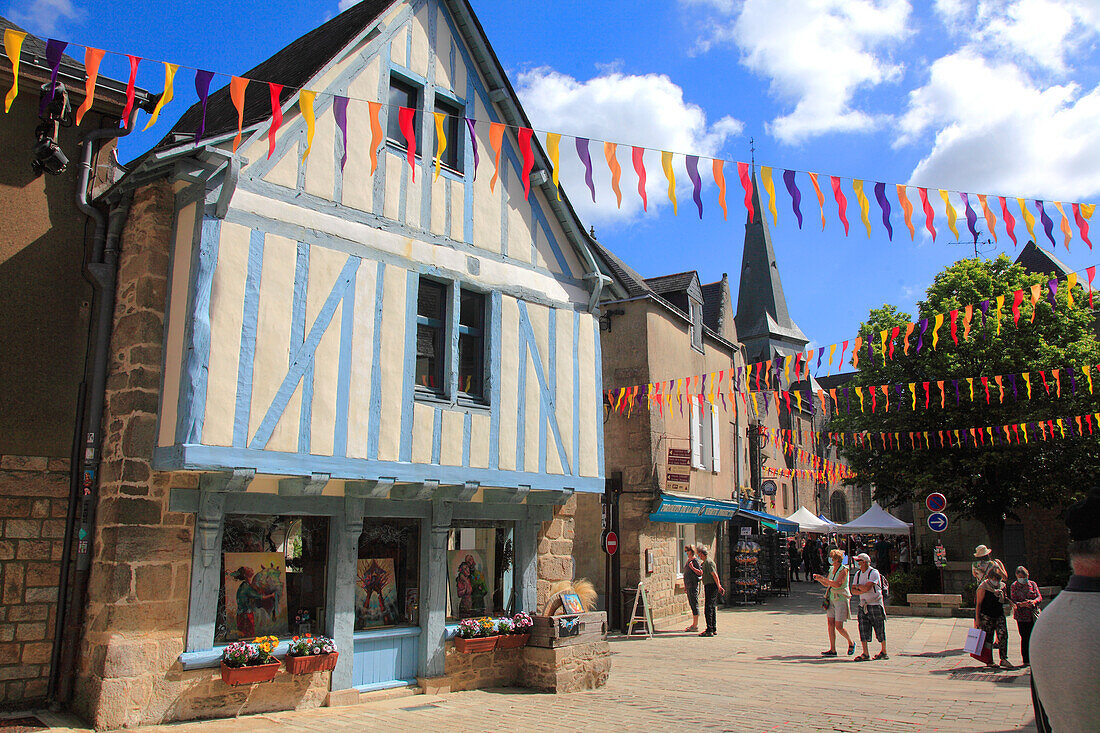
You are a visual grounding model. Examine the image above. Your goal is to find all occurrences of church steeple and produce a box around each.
[734,172,809,363]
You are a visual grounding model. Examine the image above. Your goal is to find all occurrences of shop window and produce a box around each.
[216,515,329,644]
[446,524,514,620]
[416,278,447,394]
[387,75,421,155]
[356,518,421,629]
[434,95,463,173]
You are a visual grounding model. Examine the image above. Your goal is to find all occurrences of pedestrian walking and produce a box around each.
[813,548,855,656]
[875,535,893,573]
[850,552,888,661]
[802,537,820,579]
[974,564,1011,669]
[898,541,910,573]
[1007,565,1041,666]
[697,546,724,637]
[682,545,703,632]
[971,544,1006,583]
[1030,487,1100,733]
[788,539,801,582]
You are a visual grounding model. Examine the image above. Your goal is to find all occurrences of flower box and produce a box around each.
[454,635,499,653]
[285,652,339,674]
[220,660,280,685]
[496,633,530,649]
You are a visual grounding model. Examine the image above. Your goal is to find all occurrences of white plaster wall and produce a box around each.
[203,221,250,448]
[250,234,298,453]
[345,259,378,459]
[158,201,196,447]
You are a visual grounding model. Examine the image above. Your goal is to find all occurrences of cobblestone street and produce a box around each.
[32,584,1036,733]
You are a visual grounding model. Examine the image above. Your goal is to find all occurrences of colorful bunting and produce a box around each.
[519,127,534,199]
[632,146,647,212]
[853,179,872,238]
[4,29,26,113]
[268,83,284,160]
[808,172,826,231]
[75,47,105,125]
[687,155,702,219]
[546,132,561,196]
[940,189,959,240]
[761,166,778,225]
[918,188,936,241]
[714,160,728,220]
[119,53,138,127]
[488,122,504,192]
[194,70,215,142]
[738,162,753,223]
[229,76,248,152]
[605,142,622,208]
[334,96,349,172]
[874,182,892,241]
[831,176,849,235]
[576,137,595,202]
[661,151,676,214]
[143,62,177,131]
[783,169,802,228]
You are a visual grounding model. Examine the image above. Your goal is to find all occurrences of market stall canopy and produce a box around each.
[785,507,838,533]
[649,492,741,524]
[837,502,912,535]
[734,504,800,534]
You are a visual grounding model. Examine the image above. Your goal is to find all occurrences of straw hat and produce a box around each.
[973,544,992,558]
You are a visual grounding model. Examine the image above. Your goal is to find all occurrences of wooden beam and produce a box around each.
[345,478,395,499]
[435,481,479,502]
[278,472,331,496]
[391,479,438,501]
[527,488,574,505]
[197,468,255,493]
[483,485,530,504]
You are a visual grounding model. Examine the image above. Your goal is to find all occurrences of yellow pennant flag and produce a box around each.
[940,189,959,239]
[1067,272,1077,308]
[661,151,677,215]
[1023,372,1031,398]
[954,429,960,446]
[1030,283,1041,322]
[995,294,1005,335]
[967,377,974,401]
[853,179,872,237]
[795,391,803,411]
[761,166,778,225]
[784,355,793,385]
[4,29,27,113]
[855,386,864,412]
[909,382,917,410]
[299,90,317,160]
[751,392,759,414]
[1083,204,1096,219]
[546,133,561,200]
[143,62,178,131]
[1054,202,1072,250]
[828,343,836,373]
[1086,365,1094,394]
[1021,423,1028,443]
[1057,419,1065,439]
[880,329,888,365]
[433,111,446,180]
[932,313,944,349]
[1018,198,1037,241]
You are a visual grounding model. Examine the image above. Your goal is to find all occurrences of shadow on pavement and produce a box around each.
[754,653,863,665]
[902,649,966,658]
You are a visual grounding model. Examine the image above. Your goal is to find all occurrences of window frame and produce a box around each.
[387,73,423,157]
[415,277,449,398]
[456,287,487,402]
[433,94,464,174]
[689,299,703,353]
[412,276,491,408]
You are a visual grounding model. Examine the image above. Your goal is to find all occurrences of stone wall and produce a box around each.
[0,455,69,707]
[536,493,576,612]
[443,640,610,694]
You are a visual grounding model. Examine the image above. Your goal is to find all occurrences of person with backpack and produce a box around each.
[850,552,888,661]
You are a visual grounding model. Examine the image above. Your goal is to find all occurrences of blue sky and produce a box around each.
[14,0,1100,354]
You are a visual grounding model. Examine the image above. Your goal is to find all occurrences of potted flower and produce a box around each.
[285,633,339,674]
[220,635,280,685]
[498,611,532,649]
[454,617,499,653]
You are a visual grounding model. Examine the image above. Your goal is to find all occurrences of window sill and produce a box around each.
[414,391,491,413]
[179,640,294,671]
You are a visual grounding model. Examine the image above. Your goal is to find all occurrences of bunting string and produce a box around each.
[829,411,1100,451]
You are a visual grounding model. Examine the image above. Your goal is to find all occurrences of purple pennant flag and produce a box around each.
[816,348,824,373]
[575,137,595,202]
[804,389,814,414]
[464,119,479,180]
[1009,374,1017,400]
[953,379,960,405]
[979,299,991,329]
[1068,366,1076,394]
[874,182,892,241]
[894,384,904,411]
[735,367,742,392]
[333,96,349,172]
[867,340,874,361]
[783,169,803,229]
[686,155,703,219]
[916,318,928,354]
[41,39,67,115]
[761,391,770,415]
[1047,278,1058,309]
[194,70,215,142]
[1035,200,1056,247]
[962,193,979,243]
[700,374,707,396]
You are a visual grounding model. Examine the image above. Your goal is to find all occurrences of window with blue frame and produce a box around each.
[387,74,421,156]
[434,95,464,173]
[414,276,488,403]
[457,289,485,400]
[415,279,447,394]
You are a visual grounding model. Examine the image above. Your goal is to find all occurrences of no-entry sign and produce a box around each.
[604,530,618,556]
[927,512,949,532]
[926,492,947,513]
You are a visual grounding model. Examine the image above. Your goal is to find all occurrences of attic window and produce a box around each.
[690,300,703,352]
[387,75,422,156]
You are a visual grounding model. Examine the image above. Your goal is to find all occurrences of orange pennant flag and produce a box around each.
[368,101,383,175]
[604,142,622,208]
[488,122,505,192]
[75,47,106,125]
[229,76,250,152]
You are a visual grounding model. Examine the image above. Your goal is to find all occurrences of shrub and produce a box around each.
[962,581,978,608]
[886,571,922,606]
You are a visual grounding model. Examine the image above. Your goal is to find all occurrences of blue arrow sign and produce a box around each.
[927,512,949,532]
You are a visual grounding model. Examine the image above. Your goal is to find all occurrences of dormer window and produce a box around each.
[689,299,703,353]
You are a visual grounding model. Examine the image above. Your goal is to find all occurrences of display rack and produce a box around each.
[731,538,762,605]
[759,531,790,597]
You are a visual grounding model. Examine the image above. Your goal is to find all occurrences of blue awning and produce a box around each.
[649,492,741,524]
[733,505,800,534]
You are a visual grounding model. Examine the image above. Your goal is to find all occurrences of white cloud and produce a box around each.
[683,0,911,144]
[337,0,361,11]
[514,67,743,226]
[899,50,1100,201]
[8,0,83,35]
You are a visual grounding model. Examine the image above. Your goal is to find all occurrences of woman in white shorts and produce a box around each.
[814,548,855,656]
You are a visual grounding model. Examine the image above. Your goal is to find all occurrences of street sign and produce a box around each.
[927,512,949,532]
[926,492,947,513]
[603,531,618,556]
[761,480,777,496]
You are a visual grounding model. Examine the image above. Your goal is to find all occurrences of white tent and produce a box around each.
[837,502,912,535]
[785,506,838,533]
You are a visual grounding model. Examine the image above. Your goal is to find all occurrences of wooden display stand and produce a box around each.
[529,612,607,648]
[626,582,654,638]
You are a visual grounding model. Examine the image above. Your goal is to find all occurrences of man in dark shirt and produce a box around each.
[697,546,725,637]
[875,536,893,573]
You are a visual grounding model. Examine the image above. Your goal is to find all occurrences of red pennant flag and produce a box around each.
[918,187,937,241]
[1012,289,1024,326]
[121,55,141,128]
[1073,203,1092,249]
[889,326,900,360]
[923,381,930,409]
[999,196,1017,246]
[399,106,417,180]
[1088,266,1096,308]
[632,146,647,211]
[831,176,850,235]
[738,162,754,222]
[518,127,534,200]
[268,83,284,160]
[981,376,990,403]
[950,309,959,344]
[1040,370,1049,395]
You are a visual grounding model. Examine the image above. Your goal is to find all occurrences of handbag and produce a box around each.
[822,591,830,611]
[965,627,993,664]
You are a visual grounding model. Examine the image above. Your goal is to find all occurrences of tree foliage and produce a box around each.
[829,255,1100,550]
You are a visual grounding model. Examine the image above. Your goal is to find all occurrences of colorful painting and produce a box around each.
[356,558,400,628]
[223,552,288,641]
[561,592,584,615]
[449,549,493,618]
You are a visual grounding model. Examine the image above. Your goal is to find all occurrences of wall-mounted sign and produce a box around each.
[926,492,947,513]
[668,448,692,466]
[761,480,778,497]
[666,472,690,493]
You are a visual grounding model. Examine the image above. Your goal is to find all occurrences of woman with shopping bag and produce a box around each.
[974,565,1011,668]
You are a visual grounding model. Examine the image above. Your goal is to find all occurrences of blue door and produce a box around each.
[352,627,421,691]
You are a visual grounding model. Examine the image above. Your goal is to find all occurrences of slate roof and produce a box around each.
[1015,240,1072,278]
[644,272,697,295]
[159,0,391,148]
[700,279,725,333]
[588,239,652,298]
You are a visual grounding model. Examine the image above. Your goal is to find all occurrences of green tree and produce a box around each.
[830,255,1100,557]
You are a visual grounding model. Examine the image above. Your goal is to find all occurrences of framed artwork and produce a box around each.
[356,558,400,628]
[645,548,655,574]
[223,552,288,641]
[449,549,494,618]
[561,592,584,615]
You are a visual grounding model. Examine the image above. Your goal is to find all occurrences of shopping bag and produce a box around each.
[964,627,986,655]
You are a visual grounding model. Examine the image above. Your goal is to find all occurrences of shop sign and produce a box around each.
[761,480,777,496]
[667,448,691,466]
